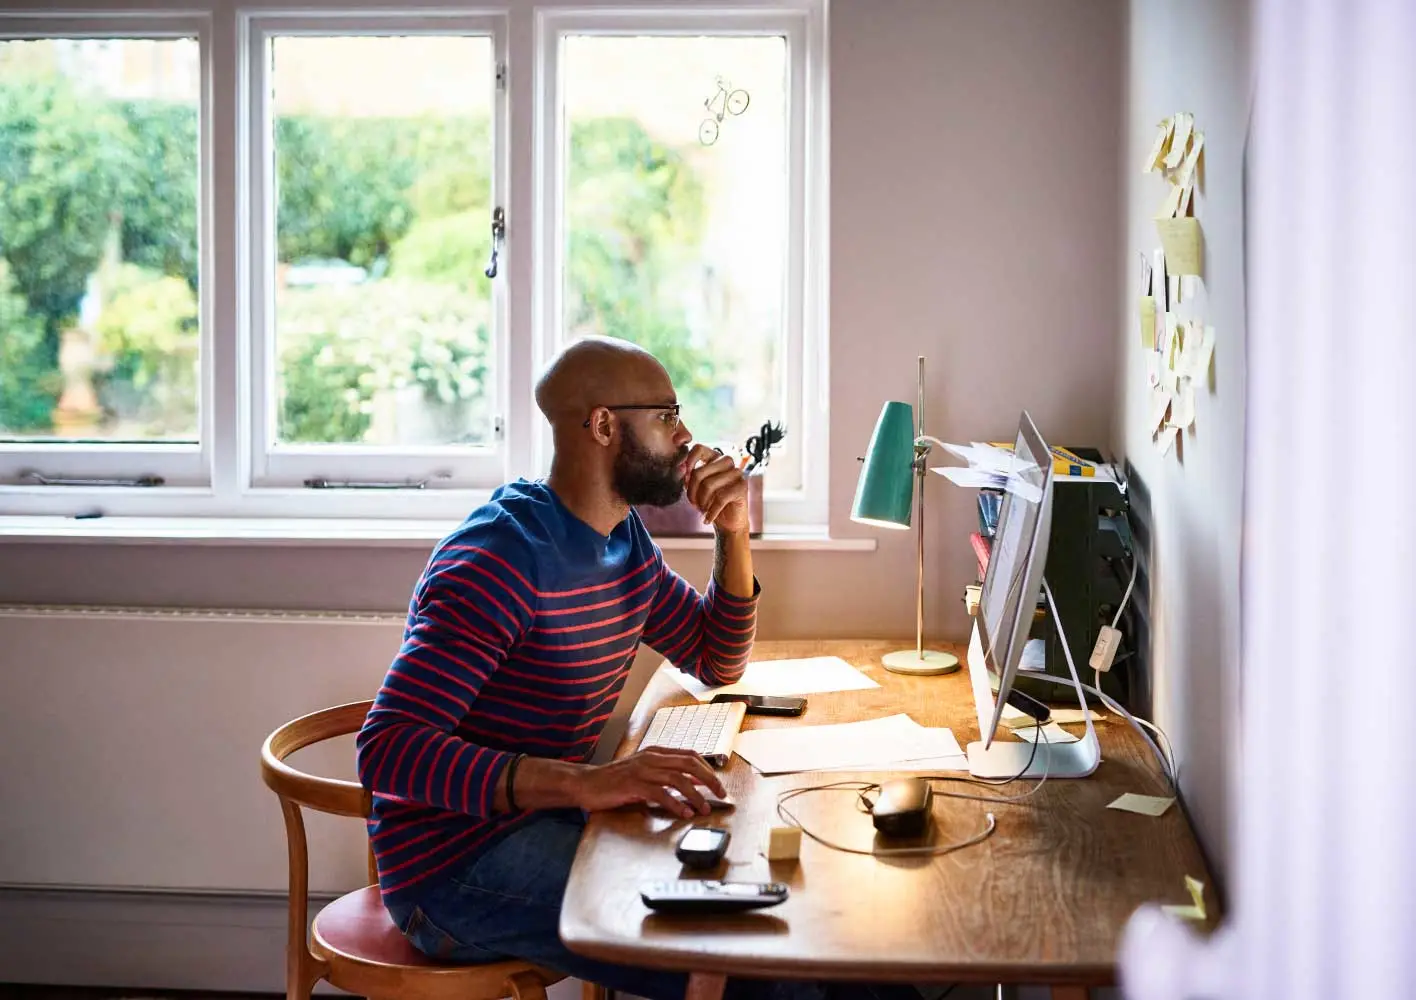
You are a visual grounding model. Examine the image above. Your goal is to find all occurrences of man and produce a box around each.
[356,336,759,1000]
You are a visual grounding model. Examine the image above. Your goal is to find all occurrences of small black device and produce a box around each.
[1005,688,1052,725]
[870,778,934,836]
[640,879,789,914]
[675,826,731,868]
[709,693,806,716]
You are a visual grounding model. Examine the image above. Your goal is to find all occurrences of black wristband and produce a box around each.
[505,752,527,812]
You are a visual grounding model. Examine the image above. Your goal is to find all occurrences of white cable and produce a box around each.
[1029,670,1176,792]
[1112,555,1139,629]
[1094,665,1176,779]
[774,714,1057,858]
[776,782,997,857]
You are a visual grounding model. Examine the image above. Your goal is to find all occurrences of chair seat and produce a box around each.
[312,886,563,1000]
[313,885,441,968]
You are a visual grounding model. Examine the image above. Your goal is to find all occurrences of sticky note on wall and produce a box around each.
[1139,296,1157,349]
[1194,326,1217,381]
[1164,113,1194,170]
[1143,117,1174,173]
[1156,217,1203,276]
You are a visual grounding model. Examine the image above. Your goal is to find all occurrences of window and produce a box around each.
[0,3,826,526]
[248,18,506,496]
[0,22,208,488]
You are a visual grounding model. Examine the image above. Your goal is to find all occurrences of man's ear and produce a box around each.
[587,410,616,446]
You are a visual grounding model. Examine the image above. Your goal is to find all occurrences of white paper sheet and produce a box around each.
[733,714,964,775]
[819,754,969,774]
[940,441,1020,474]
[1007,722,1080,744]
[666,655,880,702]
[1001,704,1102,729]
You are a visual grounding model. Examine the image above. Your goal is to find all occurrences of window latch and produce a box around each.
[484,206,505,279]
[303,474,449,490]
[20,470,165,488]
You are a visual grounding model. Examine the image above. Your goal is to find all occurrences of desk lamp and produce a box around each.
[850,356,960,675]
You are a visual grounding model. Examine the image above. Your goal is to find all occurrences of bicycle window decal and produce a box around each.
[699,76,750,146]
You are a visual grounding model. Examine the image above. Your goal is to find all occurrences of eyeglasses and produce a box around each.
[583,403,682,430]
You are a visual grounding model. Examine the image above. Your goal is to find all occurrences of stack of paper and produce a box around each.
[930,442,1115,495]
[732,714,966,775]
[666,655,880,702]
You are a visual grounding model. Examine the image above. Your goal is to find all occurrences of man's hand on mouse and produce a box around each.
[682,442,750,534]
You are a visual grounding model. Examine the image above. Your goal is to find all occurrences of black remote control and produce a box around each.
[640,880,789,914]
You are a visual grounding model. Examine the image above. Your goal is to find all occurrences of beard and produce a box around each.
[613,422,689,507]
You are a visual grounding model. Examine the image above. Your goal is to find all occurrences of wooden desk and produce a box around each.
[560,640,1216,1000]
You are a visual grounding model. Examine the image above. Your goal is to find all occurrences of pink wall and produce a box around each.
[0,0,1126,643]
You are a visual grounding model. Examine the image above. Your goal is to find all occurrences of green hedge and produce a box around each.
[276,281,490,444]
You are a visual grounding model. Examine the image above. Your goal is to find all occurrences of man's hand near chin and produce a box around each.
[683,443,754,597]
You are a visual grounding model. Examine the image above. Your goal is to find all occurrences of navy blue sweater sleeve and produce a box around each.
[639,545,758,686]
[355,530,536,819]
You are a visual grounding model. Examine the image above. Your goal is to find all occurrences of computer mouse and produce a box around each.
[870,778,933,836]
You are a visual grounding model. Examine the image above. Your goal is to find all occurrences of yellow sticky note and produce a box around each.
[1149,385,1172,434]
[1172,379,1195,430]
[1139,296,1157,349]
[1155,183,1185,220]
[1049,708,1102,725]
[1178,129,1206,189]
[1143,117,1174,173]
[1177,180,1194,218]
[1156,217,1203,276]
[1165,315,1184,371]
[1162,875,1207,921]
[1189,325,1216,381]
[1164,113,1193,170]
[1107,793,1175,817]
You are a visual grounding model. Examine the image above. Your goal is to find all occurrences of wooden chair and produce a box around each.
[261,700,604,1000]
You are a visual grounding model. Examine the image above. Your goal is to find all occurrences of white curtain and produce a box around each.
[1119,2,1416,998]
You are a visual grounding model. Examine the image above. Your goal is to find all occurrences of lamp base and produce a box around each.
[882,648,960,676]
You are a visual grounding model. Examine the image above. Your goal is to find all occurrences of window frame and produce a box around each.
[0,12,215,495]
[243,11,511,506]
[0,0,828,528]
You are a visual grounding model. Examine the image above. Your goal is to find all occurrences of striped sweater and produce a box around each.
[355,479,758,903]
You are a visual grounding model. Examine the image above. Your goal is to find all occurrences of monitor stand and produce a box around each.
[965,578,1101,779]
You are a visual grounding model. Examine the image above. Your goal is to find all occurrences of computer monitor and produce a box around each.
[964,410,1100,779]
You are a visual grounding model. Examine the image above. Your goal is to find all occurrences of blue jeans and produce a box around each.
[385,809,921,1000]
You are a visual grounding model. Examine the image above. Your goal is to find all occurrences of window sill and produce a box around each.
[0,516,877,552]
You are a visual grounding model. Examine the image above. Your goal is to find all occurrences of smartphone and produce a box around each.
[710,693,807,716]
[676,826,731,869]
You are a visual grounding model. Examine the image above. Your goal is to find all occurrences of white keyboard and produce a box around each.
[637,701,747,767]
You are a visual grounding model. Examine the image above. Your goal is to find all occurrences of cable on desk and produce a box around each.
[775,718,1053,857]
[1028,670,1177,793]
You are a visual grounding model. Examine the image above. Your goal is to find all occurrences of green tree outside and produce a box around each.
[0,73,728,443]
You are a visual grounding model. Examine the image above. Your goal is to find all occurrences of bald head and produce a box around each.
[535,336,674,432]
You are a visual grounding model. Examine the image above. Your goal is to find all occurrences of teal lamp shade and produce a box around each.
[850,401,915,529]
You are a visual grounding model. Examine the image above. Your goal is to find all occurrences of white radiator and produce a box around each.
[0,604,406,896]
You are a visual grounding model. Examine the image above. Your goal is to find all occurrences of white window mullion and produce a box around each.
[210,5,241,508]
[530,7,562,482]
